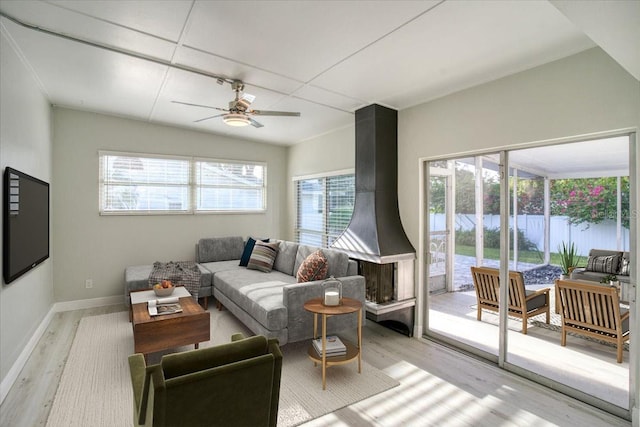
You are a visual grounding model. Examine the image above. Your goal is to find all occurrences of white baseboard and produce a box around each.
[0,295,123,405]
[52,295,123,312]
[0,305,55,405]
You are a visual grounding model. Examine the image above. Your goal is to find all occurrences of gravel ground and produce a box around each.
[522,264,563,284]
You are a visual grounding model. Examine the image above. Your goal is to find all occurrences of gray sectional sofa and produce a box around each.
[570,248,631,302]
[125,236,366,345]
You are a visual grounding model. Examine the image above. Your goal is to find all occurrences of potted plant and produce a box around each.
[600,274,619,288]
[558,242,582,279]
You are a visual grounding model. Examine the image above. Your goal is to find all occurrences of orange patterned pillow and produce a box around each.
[296,250,329,283]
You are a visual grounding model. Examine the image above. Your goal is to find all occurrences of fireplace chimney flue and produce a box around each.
[332,104,415,262]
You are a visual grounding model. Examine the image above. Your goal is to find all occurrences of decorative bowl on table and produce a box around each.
[153,280,175,297]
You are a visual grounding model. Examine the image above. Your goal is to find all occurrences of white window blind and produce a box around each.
[195,160,266,212]
[295,173,354,247]
[99,152,267,215]
[100,153,191,214]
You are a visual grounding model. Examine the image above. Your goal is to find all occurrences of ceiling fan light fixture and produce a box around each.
[223,113,250,127]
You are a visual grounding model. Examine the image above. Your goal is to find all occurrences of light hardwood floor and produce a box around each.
[0,304,630,426]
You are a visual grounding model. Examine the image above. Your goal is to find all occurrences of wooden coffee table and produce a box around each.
[130,289,210,360]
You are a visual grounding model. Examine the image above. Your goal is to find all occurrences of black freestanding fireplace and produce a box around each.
[332,104,416,336]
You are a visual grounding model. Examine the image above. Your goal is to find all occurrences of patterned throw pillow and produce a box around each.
[586,255,620,274]
[247,241,280,273]
[239,237,269,266]
[297,250,329,283]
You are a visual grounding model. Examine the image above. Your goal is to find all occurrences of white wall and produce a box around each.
[0,29,54,386]
[52,109,288,302]
[286,124,355,241]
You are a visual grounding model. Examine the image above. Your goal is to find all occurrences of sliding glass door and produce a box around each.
[422,133,635,418]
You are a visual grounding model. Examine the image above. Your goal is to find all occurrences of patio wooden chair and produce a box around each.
[470,266,550,334]
[556,279,629,363]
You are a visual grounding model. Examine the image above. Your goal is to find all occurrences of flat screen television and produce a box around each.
[3,167,50,284]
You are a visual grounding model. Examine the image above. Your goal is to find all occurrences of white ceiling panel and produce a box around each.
[0,0,178,60]
[48,0,193,42]
[183,0,438,82]
[311,0,595,107]
[510,136,629,179]
[551,0,640,80]
[292,84,367,113]
[2,18,168,118]
[247,96,354,144]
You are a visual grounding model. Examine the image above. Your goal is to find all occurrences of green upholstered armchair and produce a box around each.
[128,334,282,427]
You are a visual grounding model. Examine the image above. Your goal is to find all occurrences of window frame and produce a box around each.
[99,150,267,215]
[294,169,355,248]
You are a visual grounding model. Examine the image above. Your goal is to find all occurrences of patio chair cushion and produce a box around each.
[525,291,547,311]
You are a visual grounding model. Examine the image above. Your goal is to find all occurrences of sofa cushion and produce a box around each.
[239,237,269,267]
[294,245,350,278]
[247,241,280,273]
[214,269,296,330]
[273,240,298,276]
[198,236,245,263]
[586,254,620,274]
[620,253,630,276]
[297,250,329,282]
[199,260,244,275]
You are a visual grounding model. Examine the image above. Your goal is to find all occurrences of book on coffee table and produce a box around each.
[312,335,346,356]
[148,297,183,316]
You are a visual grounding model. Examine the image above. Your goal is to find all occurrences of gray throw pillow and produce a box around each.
[586,255,620,274]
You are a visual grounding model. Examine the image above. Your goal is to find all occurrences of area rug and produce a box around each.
[45,310,398,427]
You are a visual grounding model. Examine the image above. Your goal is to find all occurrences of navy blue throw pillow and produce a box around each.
[239,237,269,266]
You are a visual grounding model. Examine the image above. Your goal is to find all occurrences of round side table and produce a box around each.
[303,297,362,390]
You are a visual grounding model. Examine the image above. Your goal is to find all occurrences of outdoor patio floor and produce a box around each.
[428,287,630,410]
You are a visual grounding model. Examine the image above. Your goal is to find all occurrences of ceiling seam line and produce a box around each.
[148,0,197,122]
[0,21,50,99]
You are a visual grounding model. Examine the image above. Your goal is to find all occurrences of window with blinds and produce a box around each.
[195,159,266,212]
[99,151,266,214]
[295,173,355,247]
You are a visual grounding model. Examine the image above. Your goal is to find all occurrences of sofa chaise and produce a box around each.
[125,236,366,345]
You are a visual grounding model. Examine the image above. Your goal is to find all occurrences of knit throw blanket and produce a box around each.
[148,261,201,300]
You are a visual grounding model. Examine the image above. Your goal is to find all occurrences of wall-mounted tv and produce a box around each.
[3,167,50,284]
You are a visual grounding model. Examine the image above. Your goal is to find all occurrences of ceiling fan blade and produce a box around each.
[194,114,225,123]
[250,110,301,117]
[172,100,228,112]
[248,117,264,128]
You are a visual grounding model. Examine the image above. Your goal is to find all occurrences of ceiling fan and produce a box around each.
[172,80,300,128]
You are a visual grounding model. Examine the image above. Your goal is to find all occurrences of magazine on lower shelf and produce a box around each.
[148,297,183,316]
[312,335,346,356]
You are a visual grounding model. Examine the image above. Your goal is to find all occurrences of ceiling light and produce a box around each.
[223,113,250,127]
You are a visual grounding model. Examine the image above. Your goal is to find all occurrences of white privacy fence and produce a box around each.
[430,214,630,256]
